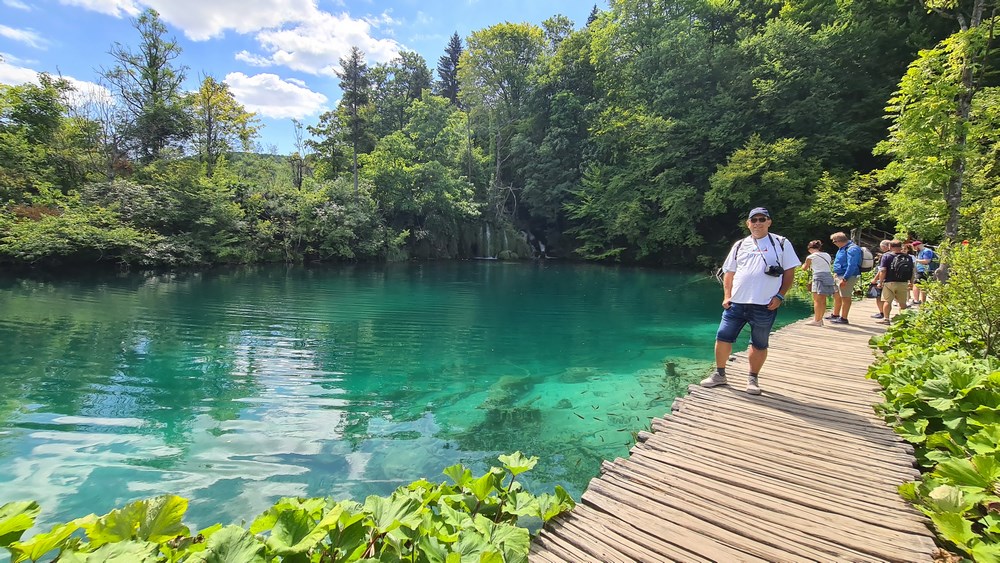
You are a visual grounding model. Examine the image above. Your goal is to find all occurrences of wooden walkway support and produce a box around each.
[531,313,939,562]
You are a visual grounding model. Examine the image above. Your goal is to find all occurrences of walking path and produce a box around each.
[530,312,938,562]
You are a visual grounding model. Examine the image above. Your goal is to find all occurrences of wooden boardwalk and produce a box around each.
[530,312,939,562]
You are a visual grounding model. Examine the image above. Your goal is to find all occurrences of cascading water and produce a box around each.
[485,224,492,258]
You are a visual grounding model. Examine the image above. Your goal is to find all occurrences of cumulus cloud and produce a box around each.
[142,0,314,41]
[0,24,48,49]
[0,57,113,107]
[58,0,140,18]
[225,72,328,119]
[246,11,401,76]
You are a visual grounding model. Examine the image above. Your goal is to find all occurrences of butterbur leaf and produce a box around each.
[137,495,189,543]
[467,471,500,502]
[83,500,147,547]
[265,508,319,556]
[8,520,79,563]
[930,512,977,550]
[927,485,972,514]
[480,551,504,563]
[0,501,40,548]
[443,464,472,488]
[364,495,422,535]
[60,540,159,562]
[970,541,1000,563]
[972,454,1000,483]
[186,525,264,563]
[898,419,929,443]
[554,485,576,511]
[936,458,992,489]
[969,426,1000,454]
[498,452,538,477]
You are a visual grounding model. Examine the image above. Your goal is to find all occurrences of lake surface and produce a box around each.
[0,262,808,530]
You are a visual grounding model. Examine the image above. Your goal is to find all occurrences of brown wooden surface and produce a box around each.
[530,310,938,562]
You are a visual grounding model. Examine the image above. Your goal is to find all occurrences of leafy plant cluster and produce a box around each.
[0,453,573,563]
[868,203,1000,560]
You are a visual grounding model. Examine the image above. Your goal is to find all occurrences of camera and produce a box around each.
[764,265,784,277]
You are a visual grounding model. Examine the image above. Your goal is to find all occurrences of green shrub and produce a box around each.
[0,452,573,563]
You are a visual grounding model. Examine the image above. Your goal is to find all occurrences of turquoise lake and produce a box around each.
[0,262,809,530]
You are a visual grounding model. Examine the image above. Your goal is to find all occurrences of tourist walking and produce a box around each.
[828,232,862,324]
[870,239,891,319]
[701,207,801,395]
[801,240,834,326]
[874,240,915,323]
[911,241,937,305]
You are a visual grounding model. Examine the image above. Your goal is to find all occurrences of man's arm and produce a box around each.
[846,246,861,275]
[768,268,795,311]
[722,271,735,309]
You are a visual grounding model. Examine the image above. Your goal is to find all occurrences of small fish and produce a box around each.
[599,435,605,442]
[593,416,603,421]
[574,412,584,419]
[591,405,599,410]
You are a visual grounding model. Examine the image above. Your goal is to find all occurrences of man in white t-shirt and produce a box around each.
[700,207,801,395]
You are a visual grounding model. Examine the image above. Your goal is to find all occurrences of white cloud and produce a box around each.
[225,72,328,119]
[3,0,31,10]
[247,11,401,75]
[58,0,140,18]
[0,59,39,85]
[0,58,113,107]
[142,0,315,41]
[0,24,47,49]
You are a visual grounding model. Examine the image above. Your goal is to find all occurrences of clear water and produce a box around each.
[0,262,808,531]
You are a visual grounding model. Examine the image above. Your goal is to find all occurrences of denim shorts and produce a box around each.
[716,302,778,350]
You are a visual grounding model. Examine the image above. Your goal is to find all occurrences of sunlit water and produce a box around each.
[0,262,808,531]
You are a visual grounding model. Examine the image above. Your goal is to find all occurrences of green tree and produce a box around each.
[188,76,260,177]
[876,10,998,242]
[435,33,463,106]
[101,9,192,164]
[336,46,373,200]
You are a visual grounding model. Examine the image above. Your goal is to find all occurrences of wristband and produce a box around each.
[773,294,784,301]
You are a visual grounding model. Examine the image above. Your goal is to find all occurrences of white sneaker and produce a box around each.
[700,372,727,387]
[746,375,761,395]
[805,319,823,326]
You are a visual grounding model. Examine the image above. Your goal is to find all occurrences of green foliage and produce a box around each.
[868,199,1000,558]
[0,453,573,563]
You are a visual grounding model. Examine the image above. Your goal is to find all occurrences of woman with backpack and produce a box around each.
[802,240,835,326]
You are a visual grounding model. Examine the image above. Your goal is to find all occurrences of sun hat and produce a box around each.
[912,240,923,246]
[748,207,770,219]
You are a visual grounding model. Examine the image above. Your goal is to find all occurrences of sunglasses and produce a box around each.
[749,217,769,223]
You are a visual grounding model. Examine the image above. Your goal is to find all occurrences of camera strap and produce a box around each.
[749,234,784,269]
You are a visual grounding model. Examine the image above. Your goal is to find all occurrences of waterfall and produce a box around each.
[503,230,508,253]
[485,223,492,258]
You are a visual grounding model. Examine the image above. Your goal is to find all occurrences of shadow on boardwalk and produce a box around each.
[530,312,938,563]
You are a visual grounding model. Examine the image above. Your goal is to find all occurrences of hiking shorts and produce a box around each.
[716,302,777,350]
[882,281,909,307]
[835,276,858,298]
[812,273,836,295]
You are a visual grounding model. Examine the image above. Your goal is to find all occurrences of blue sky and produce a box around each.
[0,0,598,153]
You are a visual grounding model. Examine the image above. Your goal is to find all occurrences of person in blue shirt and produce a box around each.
[828,231,862,324]
[911,240,936,305]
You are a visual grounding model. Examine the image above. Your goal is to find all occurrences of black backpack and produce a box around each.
[886,253,914,282]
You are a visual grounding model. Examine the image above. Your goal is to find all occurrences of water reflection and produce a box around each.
[0,263,807,530]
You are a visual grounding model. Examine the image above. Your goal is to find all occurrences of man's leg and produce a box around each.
[841,296,853,320]
[831,292,843,317]
[748,345,768,374]
[715,339,733,370]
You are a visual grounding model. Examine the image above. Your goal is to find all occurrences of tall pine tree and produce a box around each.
[336,46,371,200]
[435,33,462,106]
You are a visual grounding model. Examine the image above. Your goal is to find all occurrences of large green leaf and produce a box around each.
[498,452,537,477]
[60,540,159,563]
[969,426,1000,454]
[364,495,422,535]
[137,495,189,543]
[930,512,977,550]
[83,499,147,547]
[8,520,80,563]
[266,504,342,557]
[443,464,472,488]
[467,471,500,502]
[936,458,992,489]
[970,541,1000,563]
[927,485,973,514]
[0,501,40,548]
[186,525,264,563]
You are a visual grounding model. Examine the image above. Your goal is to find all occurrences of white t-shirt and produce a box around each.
[806,251,832,274]
[722,233,802,305]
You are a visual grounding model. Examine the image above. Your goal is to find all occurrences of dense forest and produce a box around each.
[0,0,996,269]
